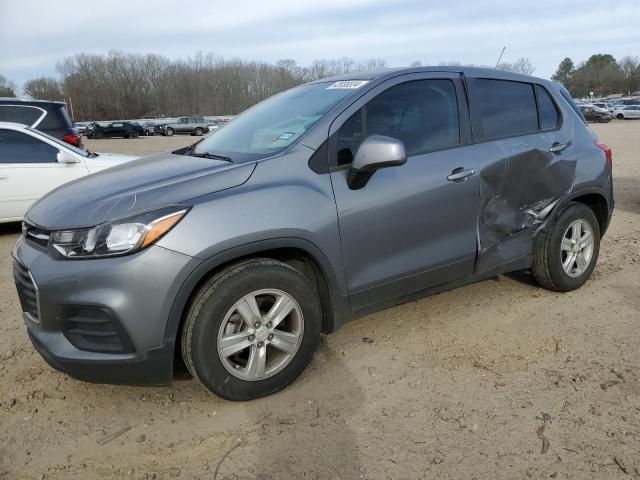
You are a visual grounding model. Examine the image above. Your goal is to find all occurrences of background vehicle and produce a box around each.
[14,67,613,401]
[612,105,640,119]
[0,98,82,147]
[160,116,209,136]
[86,121,145,139]
[141,122,156,136]
[0,122,136,222]
[74,122,90,134]
[580,105,612,122]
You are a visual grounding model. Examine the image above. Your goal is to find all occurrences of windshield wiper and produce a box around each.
[190,152,233,162]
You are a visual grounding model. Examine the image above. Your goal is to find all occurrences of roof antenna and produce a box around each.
[495,46,506,69]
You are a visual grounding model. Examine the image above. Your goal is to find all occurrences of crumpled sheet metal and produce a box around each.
[475,140,577,273]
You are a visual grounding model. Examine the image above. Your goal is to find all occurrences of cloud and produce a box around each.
[1,0,639,84]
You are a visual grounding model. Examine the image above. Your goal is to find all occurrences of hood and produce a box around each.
[86,152,138,169]
[26,152,256,230]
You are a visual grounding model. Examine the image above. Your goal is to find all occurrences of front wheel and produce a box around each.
[181,259,322,400]
[194,127,204,136]
[617,114,624,120]
[532,203,600,292]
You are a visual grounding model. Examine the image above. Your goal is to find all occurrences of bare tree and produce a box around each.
[23,77,65,101]
[497,57,535,75]
[0,74,18,97]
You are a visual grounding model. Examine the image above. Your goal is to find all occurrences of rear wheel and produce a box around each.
[181,259,322,400]
[532,203,600,292]
[165,127,175,136]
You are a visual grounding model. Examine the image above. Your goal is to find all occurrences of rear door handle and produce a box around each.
[549,141,571,153]
[447,168,475,182]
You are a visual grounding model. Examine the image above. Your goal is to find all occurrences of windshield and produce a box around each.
[27,127,90,157]
[192,82,361,162]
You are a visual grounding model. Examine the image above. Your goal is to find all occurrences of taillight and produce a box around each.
[596,142,612,168]
[63,134,80,146]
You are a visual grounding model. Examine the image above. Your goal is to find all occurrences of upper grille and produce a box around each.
[13,260,39,321]
[22,222,50,250]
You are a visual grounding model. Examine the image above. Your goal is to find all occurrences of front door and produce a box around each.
[329,74,480,311]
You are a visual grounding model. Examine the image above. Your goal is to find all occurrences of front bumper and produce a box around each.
[13,237,200,386]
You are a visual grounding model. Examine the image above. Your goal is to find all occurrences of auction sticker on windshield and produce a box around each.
[326,80,370,89]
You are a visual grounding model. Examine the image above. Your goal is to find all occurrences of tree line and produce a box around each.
[2,52,537,121]
[4,52,389,121]
[552,54,640,98]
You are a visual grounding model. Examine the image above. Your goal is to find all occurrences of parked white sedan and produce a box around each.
[612,105,640,120]
[0,122,137,223]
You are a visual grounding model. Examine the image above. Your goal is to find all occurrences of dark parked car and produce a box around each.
[14,67,613,401]
[0,98,82,147]
[579,105,612,123]
[86,121,144,139]
[141,122,156,136]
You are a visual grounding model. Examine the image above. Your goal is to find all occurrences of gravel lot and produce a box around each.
[1,123,639,479]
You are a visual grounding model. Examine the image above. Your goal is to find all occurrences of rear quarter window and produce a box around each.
[535,85,560,130]
[468,79,538,140]
[37,104,72,131]
[0,105,45,126]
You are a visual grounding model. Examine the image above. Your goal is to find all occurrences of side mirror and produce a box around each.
[57,151,80,164]
[347,135,407,190]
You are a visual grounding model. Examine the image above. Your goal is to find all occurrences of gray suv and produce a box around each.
[13,67,614,400]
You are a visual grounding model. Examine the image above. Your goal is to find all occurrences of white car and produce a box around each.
[0,122,137,223]
[612,105,640,120]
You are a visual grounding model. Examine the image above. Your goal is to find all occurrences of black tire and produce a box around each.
[130,130,139,139]
[181,259,322,400]
[165,128,175,137]
[532,203,600,292]
[93,131,103,139]
[617,114,624,120]
[194,127,203,136]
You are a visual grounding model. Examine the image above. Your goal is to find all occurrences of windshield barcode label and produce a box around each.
[327,80,370,90]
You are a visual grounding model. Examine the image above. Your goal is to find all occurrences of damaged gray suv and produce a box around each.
[13,67,613,400]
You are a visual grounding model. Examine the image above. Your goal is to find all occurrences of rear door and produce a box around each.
[465,76,571,273]
[329,72,480,311]
[0,129,88,220]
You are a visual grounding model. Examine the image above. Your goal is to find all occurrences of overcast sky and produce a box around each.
[1,0,639,86]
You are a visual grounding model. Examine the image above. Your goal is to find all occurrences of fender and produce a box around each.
[163,237,350,344]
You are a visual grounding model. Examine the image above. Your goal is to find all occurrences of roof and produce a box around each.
[0,97,66,105]
[307,65,546,85]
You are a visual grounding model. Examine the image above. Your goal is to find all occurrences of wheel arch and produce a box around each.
[165,238,349,373]
[549,188,611,237]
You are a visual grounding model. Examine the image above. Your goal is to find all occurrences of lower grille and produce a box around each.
[13,260,39,321]
[63,307,135,354]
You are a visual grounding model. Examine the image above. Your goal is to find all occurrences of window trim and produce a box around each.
[0,105,48,128]
[465,78,563,144]
[326,75,470,171]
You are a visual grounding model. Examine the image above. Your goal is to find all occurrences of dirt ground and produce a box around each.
[1,123,639,480]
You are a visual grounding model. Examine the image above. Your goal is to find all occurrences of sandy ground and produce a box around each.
[1,123,639,480]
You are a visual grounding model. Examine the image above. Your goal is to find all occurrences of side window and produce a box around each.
[111,123,123,128]
[535,85,560,130]
[468,79,538,140]
[0,129,58,164]
[0,106,44,126]
[336,79,460,164]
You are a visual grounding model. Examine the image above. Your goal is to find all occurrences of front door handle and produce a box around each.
[447,168,475,182]
[0,174,8,180]
[549,141,571,153]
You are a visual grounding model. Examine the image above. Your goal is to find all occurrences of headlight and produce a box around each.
[49,206,189,259]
